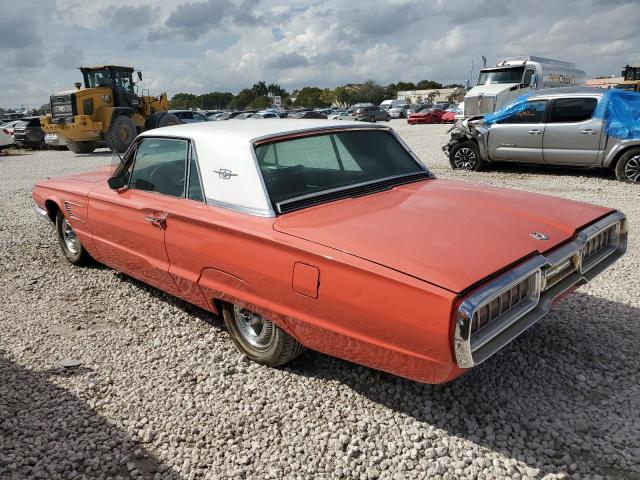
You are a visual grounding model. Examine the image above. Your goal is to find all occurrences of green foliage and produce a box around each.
[168,78,459,111]
[294,87,329,108]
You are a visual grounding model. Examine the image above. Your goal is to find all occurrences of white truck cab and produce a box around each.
[464,56,586,118]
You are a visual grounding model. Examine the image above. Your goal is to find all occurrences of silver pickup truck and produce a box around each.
[443,87,640,183]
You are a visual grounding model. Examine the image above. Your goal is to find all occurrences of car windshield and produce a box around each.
[477,67,525,85]
[254,130,429,211]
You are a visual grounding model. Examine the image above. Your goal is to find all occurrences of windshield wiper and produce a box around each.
[275,171,432,214]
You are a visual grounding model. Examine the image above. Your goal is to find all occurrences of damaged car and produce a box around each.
[443,87,640,183]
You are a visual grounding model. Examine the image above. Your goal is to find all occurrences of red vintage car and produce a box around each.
[33,121,628,384]
[407,108,445,124]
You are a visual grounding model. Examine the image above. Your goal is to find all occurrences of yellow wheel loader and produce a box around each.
[40,66,180,153]
[616,65,640,92]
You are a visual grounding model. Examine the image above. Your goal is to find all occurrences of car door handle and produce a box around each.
[144,215,166,229]
[580,129,596,134]
[528,129,542,135]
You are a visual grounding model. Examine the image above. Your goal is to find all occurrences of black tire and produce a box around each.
[222,303,305,367]
[386,115,391,122]
[55,210,91,265]
[147,112,181,130]
[448,140,486,171]
[614,148,640,183]
[105,115,136,153]
[66,139,96,154]
[370,116,376,123]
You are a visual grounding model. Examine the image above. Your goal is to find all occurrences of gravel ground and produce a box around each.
[1,121,638,480]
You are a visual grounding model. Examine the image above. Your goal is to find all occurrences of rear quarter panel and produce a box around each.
[162,201,463,384]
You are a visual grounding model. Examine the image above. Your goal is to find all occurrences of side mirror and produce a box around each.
[108,175,126,190]
[137,71,143,82]
[531,74,539,89]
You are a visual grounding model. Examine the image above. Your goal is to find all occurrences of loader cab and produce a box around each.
[80,66,140,110]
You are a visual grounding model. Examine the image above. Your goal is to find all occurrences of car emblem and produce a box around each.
[214,168,238,179]
[530,231,549,241]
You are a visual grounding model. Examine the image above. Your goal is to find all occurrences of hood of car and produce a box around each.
[273,179,612,293]
[466,83,519,97]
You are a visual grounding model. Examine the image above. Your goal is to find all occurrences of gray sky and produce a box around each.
[2,0,639,108]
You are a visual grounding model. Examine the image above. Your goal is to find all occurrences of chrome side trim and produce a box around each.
[205,197,276,218]
[34,204,52,223]
[454,211,627,369]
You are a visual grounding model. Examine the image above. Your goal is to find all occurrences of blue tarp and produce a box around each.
[482,89,640,140]
[593,89,640,140]
[483,93,533,125]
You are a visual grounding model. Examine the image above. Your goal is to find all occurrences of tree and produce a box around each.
[395,81,416,91]
[427,90,440,104]
[251,81,268,97]
[319,88,336,106]
[356,80,387,105]
[229,88,256,110]
[416,79,443,90]
[248,96,270,109]
[446,88,466,104]
[294,87,329,108]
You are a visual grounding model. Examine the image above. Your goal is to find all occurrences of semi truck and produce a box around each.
[463,56,586,118]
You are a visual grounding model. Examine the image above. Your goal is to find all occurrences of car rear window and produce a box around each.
[15,120,29,128]
[28,118,41,127]
[254,130,426,206]
[549,98,598,123]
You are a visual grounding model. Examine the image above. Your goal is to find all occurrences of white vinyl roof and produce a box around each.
[139,119,388,217]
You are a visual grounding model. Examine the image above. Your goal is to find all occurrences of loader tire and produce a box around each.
[66,140,96,154]
[105,115,136,153]
[157,112,180,128]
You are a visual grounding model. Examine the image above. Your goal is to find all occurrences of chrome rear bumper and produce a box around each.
[454,212,628,368]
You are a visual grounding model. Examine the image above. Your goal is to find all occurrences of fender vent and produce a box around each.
[63,201,81,221]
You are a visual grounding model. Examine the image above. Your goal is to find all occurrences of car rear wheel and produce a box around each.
[66,140,97,154]
[370,116,376,123]
[222,303,305,367]
[55,211,91,265]
[386,115,391,122]
[615,149,640,183]
[449,141,486,171]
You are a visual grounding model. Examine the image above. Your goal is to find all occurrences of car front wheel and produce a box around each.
[615,148,640,183]
[449,141,486,171]
[56,211,91,265]
[222,304,305,367]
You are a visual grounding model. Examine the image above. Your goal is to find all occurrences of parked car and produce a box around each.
[443,87,640,183]
[251,112,278,119]
[388,104,411,119]
[0,120,20,136]
[169,110,209,124]
[328,111,352,120]
[440,105,463,123]
[234,112,255,120]
[288,111,328,119]
[13,117,45,149]
[204,110,224,119]
[0,127,13,148]
[353,106,390,122]
[44,133,67,148]
[33,120,627,384]
[406,104,429,115]
[407,108,445,125]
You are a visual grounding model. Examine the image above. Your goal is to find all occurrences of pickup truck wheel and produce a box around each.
[449,141,485,171]
[66,140,96,154]
[105,115,136,153]
[615,149,640,183]
[55,211,91,265]
[222,304,305,367]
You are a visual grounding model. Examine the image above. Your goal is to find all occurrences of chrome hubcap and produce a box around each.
[61,218,79,255]
[233,306,274,350]
[454,147,477,169]
[625,155,640,183]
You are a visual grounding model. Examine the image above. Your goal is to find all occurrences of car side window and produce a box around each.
[187,146,205,202]
[523,69,534,85]
[128,138,188,197]
[499,100,548,124]
[548,98,598,123]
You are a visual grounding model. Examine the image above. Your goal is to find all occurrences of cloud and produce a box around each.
[266,52,310,69]
[3,0,640,108]
[104,4,157,30]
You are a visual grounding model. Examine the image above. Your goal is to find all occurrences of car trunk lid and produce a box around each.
[273,179,613,293]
